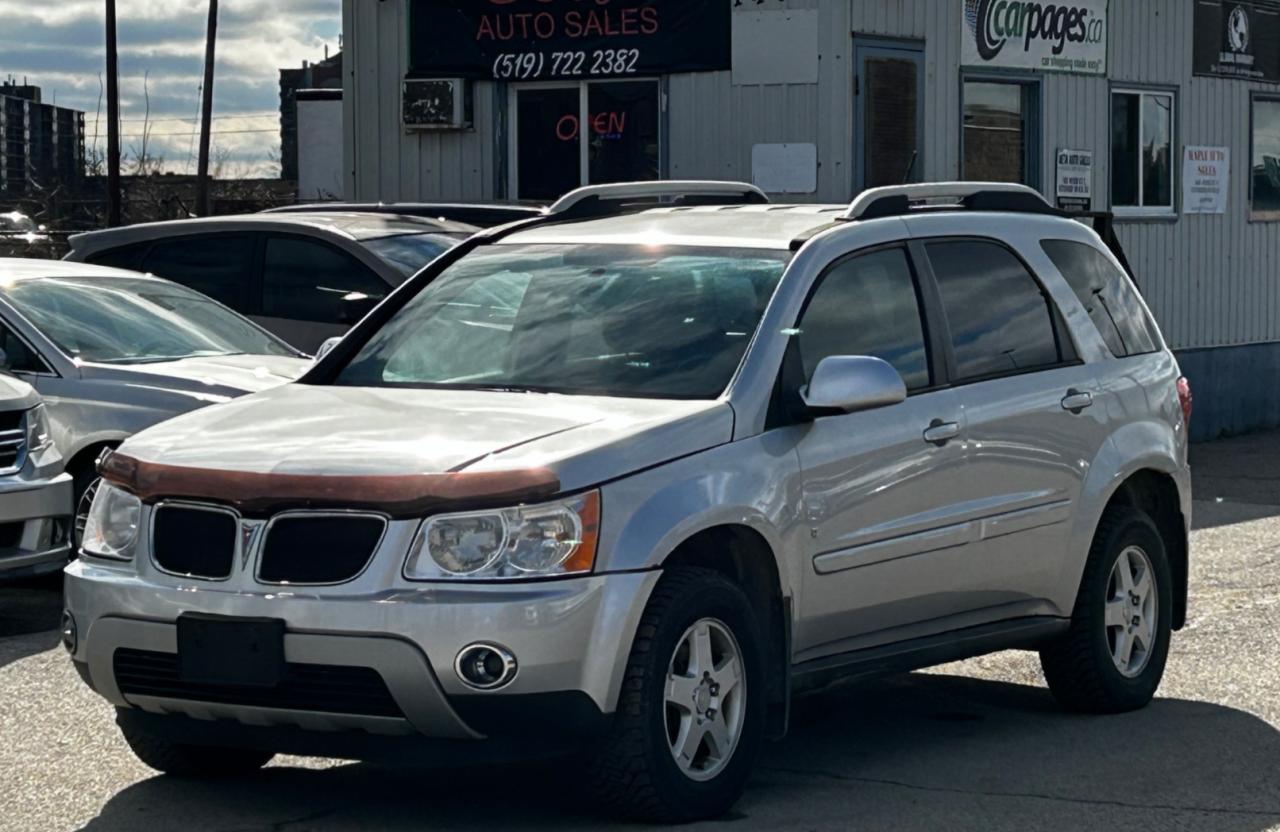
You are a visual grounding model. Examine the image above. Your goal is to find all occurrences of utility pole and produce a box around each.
[105,0,121,227]
[195,0,218,216]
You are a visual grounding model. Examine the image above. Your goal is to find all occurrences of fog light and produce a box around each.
[60,611,77,654]
[455,643,517,690]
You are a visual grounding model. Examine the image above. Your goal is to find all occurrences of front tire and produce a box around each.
[120,715,275,777]
[591,567,766,823]
[1040,506,1173,713]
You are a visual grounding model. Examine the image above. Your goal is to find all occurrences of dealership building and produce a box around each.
[345,0,1280,440]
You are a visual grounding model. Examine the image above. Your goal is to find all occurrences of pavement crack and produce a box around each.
[760,766,1280,818]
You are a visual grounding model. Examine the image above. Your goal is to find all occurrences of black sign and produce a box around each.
[408,0,731,81]
[1193,0,1280,82]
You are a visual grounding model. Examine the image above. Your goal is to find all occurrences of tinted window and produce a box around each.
[262,236,388,324]
[142,234,256,311]
[335,244,789,400]
[797,248,930,390]
[85,241,150,271]
[1041,239,1157,357]
[927,240,1062,380]
[0,324,49,374]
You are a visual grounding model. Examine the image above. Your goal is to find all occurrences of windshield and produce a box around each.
[4,277,297,364]
[362,232,464,276]
[335,244,790,399]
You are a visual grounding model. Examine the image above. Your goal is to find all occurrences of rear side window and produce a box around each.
[796,248,931,391]
[84,241,150,272]
[926,240,1064,381]
[141,233,256,312]
[1041,239,1158,357]
[261,235,388,324]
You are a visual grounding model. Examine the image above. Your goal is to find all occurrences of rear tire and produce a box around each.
[1040,505,1173,713]
[120,716,274,777]
[591,567,766,823]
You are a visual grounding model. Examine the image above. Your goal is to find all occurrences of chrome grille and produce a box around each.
[151,503,239,580]
[0,409,26,475]
[258,513,386,585]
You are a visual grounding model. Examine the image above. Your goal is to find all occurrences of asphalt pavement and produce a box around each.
[2,434,1279,831]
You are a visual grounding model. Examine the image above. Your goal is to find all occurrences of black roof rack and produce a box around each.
[544,181,769,220]
[842,182,1063,222]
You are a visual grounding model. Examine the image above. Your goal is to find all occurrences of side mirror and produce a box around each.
[801,355,906,414]
[314,336,342,361]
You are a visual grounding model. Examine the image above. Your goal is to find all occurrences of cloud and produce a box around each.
[0,0,341,176]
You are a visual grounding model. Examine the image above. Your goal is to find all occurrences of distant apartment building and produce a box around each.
[0,79,84,195]
[279,51,343,184]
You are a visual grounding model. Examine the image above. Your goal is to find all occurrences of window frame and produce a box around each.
[914,235,1081,388]
[1249,92,1280,222]
[790,241,946,397]
[1110,86,1178,218]
[959,72,1043,190]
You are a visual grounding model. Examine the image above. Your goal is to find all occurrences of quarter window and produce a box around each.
[796,248,931,391]
[0,324,49,374]
[926,240,1063,381]
[1041,240,1158,357]
[261,236,388,325]
[142,234,256,311]
[1251,96,1280,219]
[1111,90,1175,214]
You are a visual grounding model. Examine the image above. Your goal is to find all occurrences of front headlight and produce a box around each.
[405,491,600,580]
[24,404,52,453]
[81,482,142,560]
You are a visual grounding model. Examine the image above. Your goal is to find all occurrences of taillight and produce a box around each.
[1177,376,1193,425]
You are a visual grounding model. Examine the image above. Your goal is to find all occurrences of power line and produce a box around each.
[117,112,278,122]
[120,127,277,137]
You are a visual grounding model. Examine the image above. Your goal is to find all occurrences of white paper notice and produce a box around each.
[1183,146,1229,214]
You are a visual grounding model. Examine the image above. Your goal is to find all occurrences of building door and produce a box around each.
[511,80,660,202]
[854,40,925,191]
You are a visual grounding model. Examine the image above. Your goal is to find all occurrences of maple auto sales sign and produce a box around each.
[408,0,731,81]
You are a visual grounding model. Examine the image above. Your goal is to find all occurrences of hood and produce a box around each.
[0,373,39,410]
[80,354,311,400]
[120,383,734,493]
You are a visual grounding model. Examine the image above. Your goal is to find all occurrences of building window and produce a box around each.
[962,79,1039,187]
[511,80,660,202]
[1111,89,1175,215]
[1251,96,1280,220]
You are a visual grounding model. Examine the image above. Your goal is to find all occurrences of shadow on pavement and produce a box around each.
[77,672,1280,831]
[0,577,62,670]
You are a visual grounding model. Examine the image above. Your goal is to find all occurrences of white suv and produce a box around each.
[65,182,1191,822]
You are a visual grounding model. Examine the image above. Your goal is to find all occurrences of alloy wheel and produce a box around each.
[663,618,747,782]
[1105,545,1159,678]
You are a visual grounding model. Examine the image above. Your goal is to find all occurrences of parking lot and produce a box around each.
[0,433,1277,832]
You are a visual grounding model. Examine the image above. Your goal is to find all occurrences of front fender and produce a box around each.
[1052,418,1191,614]
[597,428,806,604]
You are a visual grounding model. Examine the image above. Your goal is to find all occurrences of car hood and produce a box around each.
[119,384,734,493]
[80,354,311,401]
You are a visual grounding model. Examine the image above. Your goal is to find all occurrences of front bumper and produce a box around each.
[0,472,72,579]
[64,559,658,742]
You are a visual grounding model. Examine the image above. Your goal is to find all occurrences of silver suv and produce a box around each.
[65,182,1191,822]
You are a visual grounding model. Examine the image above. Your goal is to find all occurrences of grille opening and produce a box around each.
[152,505,238,579]
[258,515,385,584]
[113,648,403,718]
[0,409,26,473]
[0,521,23,551]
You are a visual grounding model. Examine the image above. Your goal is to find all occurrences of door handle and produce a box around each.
[923,419,960,447]
[1061,389,1094,414]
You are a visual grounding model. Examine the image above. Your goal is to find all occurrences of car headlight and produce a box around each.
[24,404,52,453]
[81,482,142,560]
[405,491,600,580]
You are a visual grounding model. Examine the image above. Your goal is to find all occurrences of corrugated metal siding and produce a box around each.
[347,0,1280,352]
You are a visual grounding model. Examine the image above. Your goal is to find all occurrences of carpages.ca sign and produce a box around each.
[962,0,1108,75]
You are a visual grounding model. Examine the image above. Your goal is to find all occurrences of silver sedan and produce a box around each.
[0,258,313,538]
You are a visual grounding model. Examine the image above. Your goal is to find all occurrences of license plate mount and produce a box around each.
[176,614,286,688]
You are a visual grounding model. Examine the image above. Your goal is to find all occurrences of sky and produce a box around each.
[0,0,342,177]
